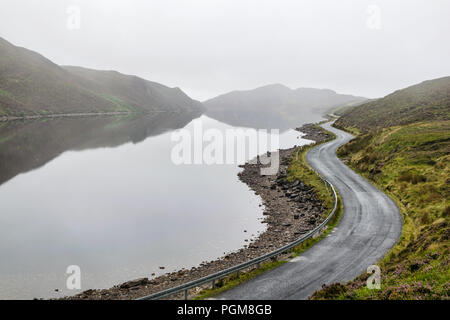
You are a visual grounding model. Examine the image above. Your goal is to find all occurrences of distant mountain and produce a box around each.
[335,77,450,131]
[204,84,366,130]
[0,37,204,117]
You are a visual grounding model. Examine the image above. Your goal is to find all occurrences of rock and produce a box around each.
[159,266,165,270]
[120,278,149,289]
[82,289,94,295]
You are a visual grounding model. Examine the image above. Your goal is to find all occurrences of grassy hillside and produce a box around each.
[204,84,366,130]
[63,66,204,113]
[0,37,203,117]
[331,99,375,116]
[335,77,450,131]
[312,78,450,300]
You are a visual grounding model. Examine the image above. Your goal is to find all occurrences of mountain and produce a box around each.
[0,37,204,117]
[63,66,204,113]
[335,76,450,131]
[204,84,366,130]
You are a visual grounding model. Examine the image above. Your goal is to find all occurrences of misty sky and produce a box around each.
[1,0,449,101]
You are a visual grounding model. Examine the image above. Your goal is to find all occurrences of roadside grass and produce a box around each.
[193,123,343,300]
[287,145,334,216]
[312,120,450,300]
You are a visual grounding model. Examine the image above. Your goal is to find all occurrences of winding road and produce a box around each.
[218,122,402,300]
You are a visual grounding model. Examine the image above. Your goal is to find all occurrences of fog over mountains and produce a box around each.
[204,84,366,129]
[0,36,369,130]
[0,37,204,117]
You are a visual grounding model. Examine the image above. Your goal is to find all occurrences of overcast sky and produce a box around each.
[1,0,449,101]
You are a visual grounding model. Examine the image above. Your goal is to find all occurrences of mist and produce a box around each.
[0,0,449,100]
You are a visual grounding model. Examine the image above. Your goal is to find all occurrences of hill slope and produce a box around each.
[313,77,450,300]
[335,77,450,131]
[0,37,203,117]
[204,84,366,129]
[63,66,204,113]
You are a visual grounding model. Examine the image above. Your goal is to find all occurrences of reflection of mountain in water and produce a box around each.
[205,84,366,130]
[0,111,201,186]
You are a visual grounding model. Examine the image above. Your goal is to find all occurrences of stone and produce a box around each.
[120,278,149,289]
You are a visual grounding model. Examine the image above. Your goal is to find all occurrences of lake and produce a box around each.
[0,113,311,299]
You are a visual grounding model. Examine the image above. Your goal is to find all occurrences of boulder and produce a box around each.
[119,278,149,289]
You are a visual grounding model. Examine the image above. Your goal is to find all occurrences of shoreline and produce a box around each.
[0,110,196,122]
[59,123,333,300]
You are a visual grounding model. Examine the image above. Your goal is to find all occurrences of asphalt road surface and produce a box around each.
[218,122,402,300]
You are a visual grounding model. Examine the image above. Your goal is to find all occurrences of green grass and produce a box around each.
[193,124,343,300]
[312,120,450,300]
[335,77,450,131]
[0,87,12,98]
[102,95,135,112]
[287,125,337,214]
[287,146,333,215]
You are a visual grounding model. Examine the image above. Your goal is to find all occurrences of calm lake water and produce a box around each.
[0,114,311,299]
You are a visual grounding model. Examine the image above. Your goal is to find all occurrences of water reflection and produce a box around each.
[0,111,201,186]
[205,108,326,131]
[0,113,310,299]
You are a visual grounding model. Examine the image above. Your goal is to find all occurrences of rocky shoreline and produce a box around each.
[60,123,332,300]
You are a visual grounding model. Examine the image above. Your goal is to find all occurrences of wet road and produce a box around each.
[218,122,402,300]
